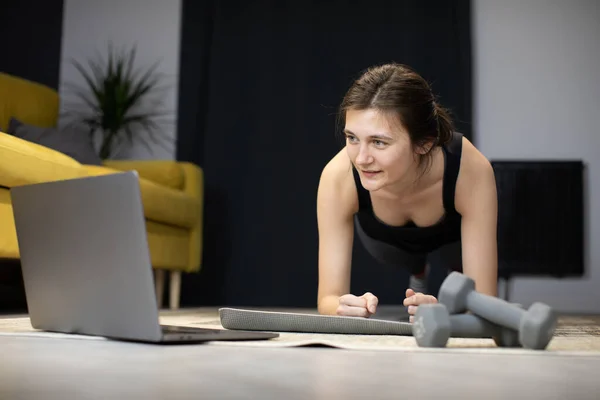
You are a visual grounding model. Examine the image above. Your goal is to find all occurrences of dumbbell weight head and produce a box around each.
[412,304,452,347]
[437,272,475,314]
[519,302,558,350]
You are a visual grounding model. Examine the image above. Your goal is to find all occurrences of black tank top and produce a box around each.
[352,131,463,255]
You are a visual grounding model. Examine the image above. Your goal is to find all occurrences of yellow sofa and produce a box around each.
[0,72,204,310]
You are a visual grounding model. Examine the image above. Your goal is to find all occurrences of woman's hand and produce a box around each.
[403,289,438,323]
[336,292,378,318]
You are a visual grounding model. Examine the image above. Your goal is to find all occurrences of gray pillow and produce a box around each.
[7,118,103,166]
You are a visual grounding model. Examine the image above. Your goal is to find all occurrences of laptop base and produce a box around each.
[159,325,279,343]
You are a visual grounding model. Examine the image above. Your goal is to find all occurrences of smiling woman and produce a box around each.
[317,63,498,322]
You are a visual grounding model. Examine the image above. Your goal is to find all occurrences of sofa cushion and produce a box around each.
[83,165,200,229]
[0,131,85,188]
[8,118,102,166]
[102,160,185,190]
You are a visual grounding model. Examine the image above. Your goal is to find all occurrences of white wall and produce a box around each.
[473,0,600,313]
[58,0,182,160]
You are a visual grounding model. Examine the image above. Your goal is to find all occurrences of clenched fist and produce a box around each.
[403,288,438,323]
[336,292,378,318]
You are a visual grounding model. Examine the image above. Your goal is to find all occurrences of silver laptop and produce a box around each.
[10,171,278,343]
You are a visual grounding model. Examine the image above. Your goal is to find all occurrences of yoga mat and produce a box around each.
[219,307,414,335]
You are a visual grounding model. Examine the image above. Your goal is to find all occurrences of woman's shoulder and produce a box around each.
[318,147,359,214]
[455,136,496,213]
[322,147,352,175]
[458,136,494,179]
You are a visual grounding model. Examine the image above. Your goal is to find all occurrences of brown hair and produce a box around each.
[337,63,455,174]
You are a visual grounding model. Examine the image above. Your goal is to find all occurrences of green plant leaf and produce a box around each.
[62,42,173,159]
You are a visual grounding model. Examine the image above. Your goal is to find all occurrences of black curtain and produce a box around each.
[177,0,473,308]
[0,0,64,312]
[0,0,64,90]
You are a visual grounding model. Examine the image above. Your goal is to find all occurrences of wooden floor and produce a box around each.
[1,307,600,399]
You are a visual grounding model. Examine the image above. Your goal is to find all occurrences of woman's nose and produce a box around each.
[356,145,372,164]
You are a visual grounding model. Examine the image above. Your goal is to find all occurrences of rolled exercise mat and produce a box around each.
[219,308,413,335]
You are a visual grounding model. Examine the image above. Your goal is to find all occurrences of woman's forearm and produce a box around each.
[318,295,341,315]
[470,266,498,297]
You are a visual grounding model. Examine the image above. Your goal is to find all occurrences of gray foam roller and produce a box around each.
[219,308,413,335]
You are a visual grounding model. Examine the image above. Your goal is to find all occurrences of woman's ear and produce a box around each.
[415,139,435,155]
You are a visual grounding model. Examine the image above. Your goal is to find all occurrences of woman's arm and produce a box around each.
[316,152,357,315]
[455,142,499,296]
[404,139,499,320]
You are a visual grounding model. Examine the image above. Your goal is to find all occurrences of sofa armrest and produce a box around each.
[178,162,204,273]
[178,162,204,203]
[0,131,84,187]
[102,160,185,190]
[102,159,204,273]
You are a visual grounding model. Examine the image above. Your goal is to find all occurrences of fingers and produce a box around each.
[403,292,437,306]
[339,294,367,308]
[336,293,378,318]
[361,292,378,314]
[403,292,438,324]
[337,294,369,317]
[405,288,416,298]
[336,303,371,318]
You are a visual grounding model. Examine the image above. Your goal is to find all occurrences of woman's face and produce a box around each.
[344,108,417,192]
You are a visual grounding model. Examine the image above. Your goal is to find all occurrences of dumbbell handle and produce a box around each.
[450,313,503,338]
[466,291,523,330]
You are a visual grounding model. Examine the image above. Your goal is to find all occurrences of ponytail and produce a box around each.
[434,102,455,147]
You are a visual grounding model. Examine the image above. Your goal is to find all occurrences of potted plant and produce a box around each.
[61,42,173,159]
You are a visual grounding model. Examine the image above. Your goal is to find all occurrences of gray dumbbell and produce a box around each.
[412,304,520,348]
[438,272,557,350]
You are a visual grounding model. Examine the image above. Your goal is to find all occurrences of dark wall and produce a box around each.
[0,0,64,89]
[177,0,473,308]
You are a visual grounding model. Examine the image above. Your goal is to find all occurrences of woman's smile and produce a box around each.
[361,170,382,178]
